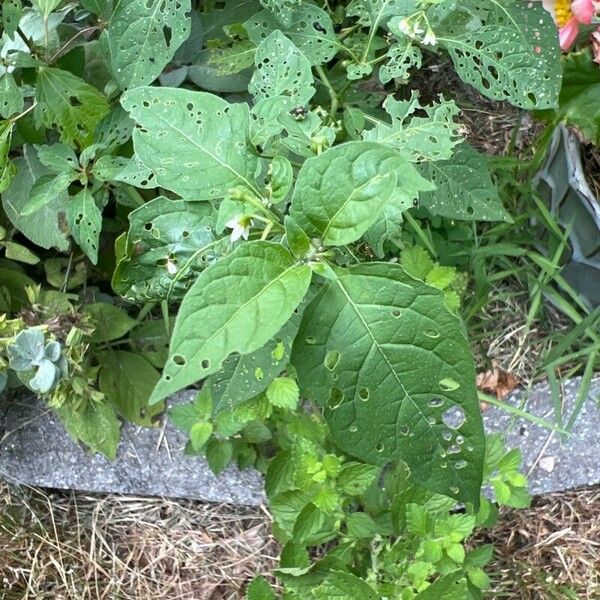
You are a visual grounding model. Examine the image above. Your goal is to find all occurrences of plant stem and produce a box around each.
[16,27,38,57]
[315,65,339,121]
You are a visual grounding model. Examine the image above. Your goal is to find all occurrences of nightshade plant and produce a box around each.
[0,0,564,597]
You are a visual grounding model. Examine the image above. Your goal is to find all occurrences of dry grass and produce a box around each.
[2,480,600,600]
[481,487,600,599]
[0,482,278,600]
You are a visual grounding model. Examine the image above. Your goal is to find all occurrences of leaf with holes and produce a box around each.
[1,149,70,251]
[379,40,422,84]
[292,262,485,504]
[245,4,338,65]
[259,0,302,27]
[0,122,16,194]
[0,74,23,118]
[113,196,230,302]
[249,31,315,108]
[106,0,191,89]
[290,141,432,246]
[362,92,462,162]
[122,87,259,200]
[418,142,511,222]
[1,0,23,38]
[35,67,109,147]
[66,187,102,264]
[347,0,418,27]
[98,351,164,427]
[437,0,561,109]
[150,242,312,404]
[209,310,302,413]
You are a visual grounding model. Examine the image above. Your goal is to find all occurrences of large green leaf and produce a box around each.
[121,87,259,200]
[312,571,379,599]
[292,262,484,504]
[437,0,561,109]
[0,121,15,194]
[209,308,303,413]
[418,143,511,222]
[249,30,314,107]
[1,149,70,251]
[106,0,191,89]
[290,141,432,246]
[98,351,164,427]
[245,4,339,65]
[0,74,23,118]
[66,187,102,264]
[150,242,312,404]
[113,196,229,302]
[1,0,23,38]
[35,67,109,147]
[362,93,462,162]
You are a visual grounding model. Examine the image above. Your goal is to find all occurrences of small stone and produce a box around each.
[539,456,555,473]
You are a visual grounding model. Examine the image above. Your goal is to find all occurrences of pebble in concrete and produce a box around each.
[0,377,598,503]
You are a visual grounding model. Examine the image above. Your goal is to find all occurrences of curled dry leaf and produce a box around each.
[476,362,520,401]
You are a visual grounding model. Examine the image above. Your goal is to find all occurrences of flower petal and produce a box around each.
[559,18,580,49]
[572,0,595,23]
[542,0,556,20]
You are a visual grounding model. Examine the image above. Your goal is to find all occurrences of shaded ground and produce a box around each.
[1,481,599,600]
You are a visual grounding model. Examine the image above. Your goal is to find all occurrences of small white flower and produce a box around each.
[422,29,437,46]
[225,216,253,242]
[396,18,412,35]
[166,260,178,275]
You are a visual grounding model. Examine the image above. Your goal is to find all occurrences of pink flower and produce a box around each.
[542,0,597,50]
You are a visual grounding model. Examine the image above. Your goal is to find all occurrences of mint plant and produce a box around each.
[0,0,563,596]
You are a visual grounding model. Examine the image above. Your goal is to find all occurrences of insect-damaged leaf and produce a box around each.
[292,262,484,504]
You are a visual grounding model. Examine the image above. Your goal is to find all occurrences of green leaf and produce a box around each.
[266,156,293,204]
[33,0,62,19]
[209,312,301,413]
[106,0,192,89]
[35,67,109,147]
[0,121,16,194]
[121,87,259,200]
[112,196,228,302]
[293,503,329,544]
[259,0,301,27]
[246,575,277,600]
[1,0,23,38]
[1,150,70,251]
[66,187,102,264]
[400,246,434,280]
[348,0,417,27]
[82,303,137,342]
[292,263,484,504]
[151,242,312,404]
[98,351,164,427]
[266,377,299,410]
[337,462,380,496]
[290,141,431,246]
[313,571,379,600]
[285,216,311,259]
[190,421,213,451]
[36,143,79,174]
[363,92,462,162]
[0,74,23,118]
[20,171,75,216]
[56,399,121,460]
[4,242,40,265]
[414,574,467,600]
[379,40,422,84]
[249,30,315,109]
[205,438,233,474]
[418,143,511,222]
[345,512,381,539]
[245,4,338,65]
[168,388,213,433]
[437,0,561,109]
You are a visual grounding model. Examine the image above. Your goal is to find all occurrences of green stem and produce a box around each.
[16,27,38,57]
[315,65,339,121]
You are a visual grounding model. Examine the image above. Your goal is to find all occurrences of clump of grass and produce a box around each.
[0,481,278,600]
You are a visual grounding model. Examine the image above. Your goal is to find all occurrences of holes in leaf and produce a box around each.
[398,425,409,437]
[201,359,210,369]
[359,387,369,401]
[163,25,172,47]
[327,386,344,409]
[442,406,466,429]
[439,378,460,392]
[391,309,401,318]
[324,350,340,371]
[173,355,186,366]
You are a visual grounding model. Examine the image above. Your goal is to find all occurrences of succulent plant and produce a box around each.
[7,329,67,394]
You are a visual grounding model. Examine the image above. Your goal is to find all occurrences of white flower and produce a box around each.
[166,260,178,275]
[396,18,412,35]
[225,216,253,242]
[422,29,437,46]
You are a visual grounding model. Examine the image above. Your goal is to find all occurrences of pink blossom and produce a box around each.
[542,0,597,50]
